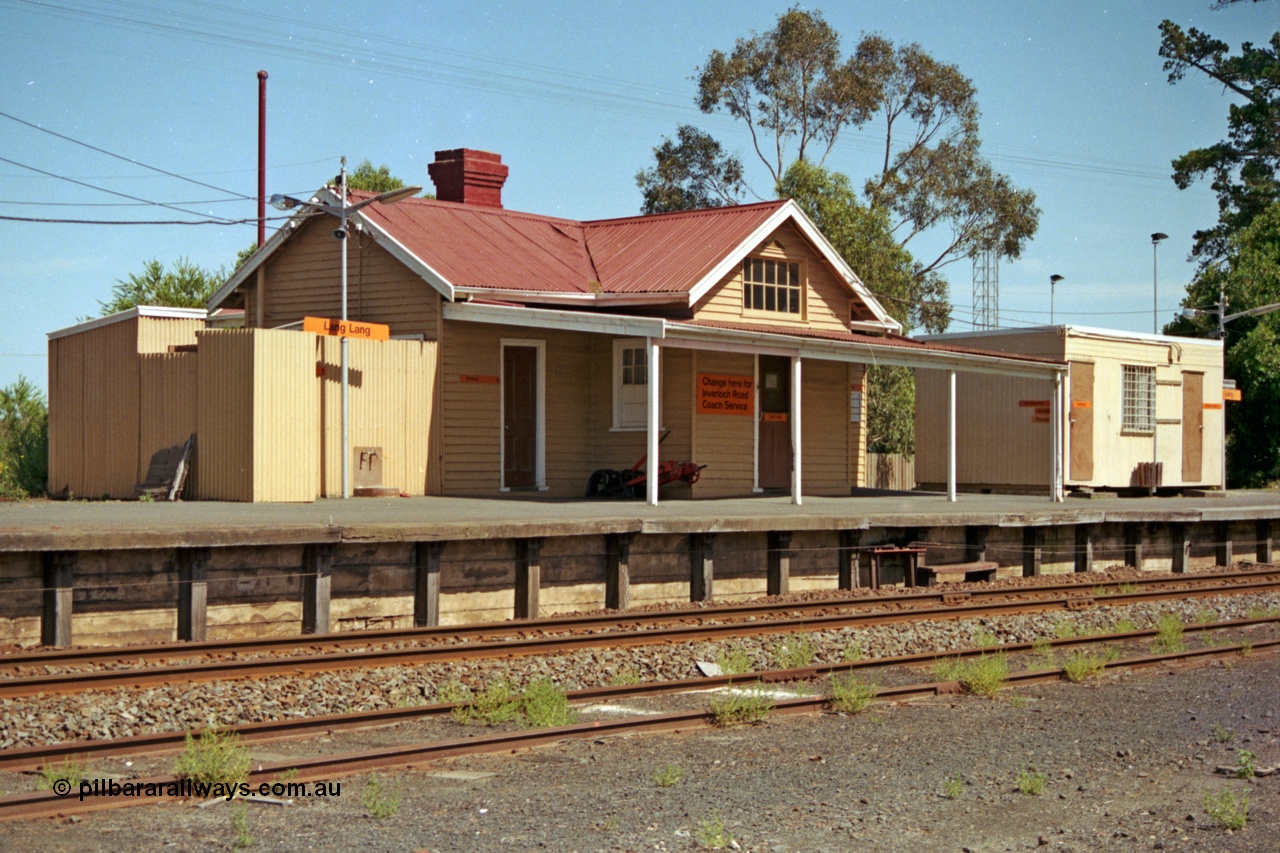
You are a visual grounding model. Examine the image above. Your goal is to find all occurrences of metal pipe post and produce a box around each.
[340,159,350,499]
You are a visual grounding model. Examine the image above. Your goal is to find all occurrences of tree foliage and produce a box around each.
[98,258,226,316]
[686,7,1039,278]
[0,377,47,498]
[636,125,745,214]
[1168,203,1280,486]
[346,160,406,193]
[1158,21,1280,262]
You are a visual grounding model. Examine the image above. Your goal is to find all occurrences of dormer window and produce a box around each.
[743,258,803,316]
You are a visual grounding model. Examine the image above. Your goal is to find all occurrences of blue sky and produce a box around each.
[1,0,1275,392]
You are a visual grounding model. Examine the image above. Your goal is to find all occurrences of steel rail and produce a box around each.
[2,567,1275,669]
[0,615,1275,775]
[1,577,1277,699]
[2,633,1276,822]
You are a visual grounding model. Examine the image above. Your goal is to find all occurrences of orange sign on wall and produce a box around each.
[303,316,390,341]
[1018,399,1050,408]
[1203,402,1224,410]
[697,373,753,416]
[1072,400,1091,409]
[1223,388,1242,401]
[459,374,500,384]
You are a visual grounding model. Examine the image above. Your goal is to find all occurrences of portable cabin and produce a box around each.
[914,326,1224,493]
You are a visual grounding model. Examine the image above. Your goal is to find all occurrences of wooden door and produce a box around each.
[758,355,792,489]
[1069,361,1094,482]
[1182,372,1203,482]
[503,345,538,488]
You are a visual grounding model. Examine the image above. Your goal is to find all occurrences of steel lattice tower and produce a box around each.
[971,250,999,329]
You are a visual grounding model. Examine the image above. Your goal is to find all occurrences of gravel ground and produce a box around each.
[0,638,1276,851]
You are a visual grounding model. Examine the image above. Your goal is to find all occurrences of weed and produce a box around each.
[362,773,400,819]
[598,814,620,832]
[1017,766,1048,796]
[960,653,1010,698]
[37,756,87,791]
[1236,750,1258,779]
[827,673,877,714]
[1007,693,1030,709]
[520,678,577,728]
[841,640,864,662]
[1052,619,1078,639]
[1245,604,1280,620]
[653,763,685,788]
[716,644,754,676]
[694,813,734,849]
[1117,583,1140,594]
[437,680,473,705]
[973,628,999,649]
[769,633,816,669]
[137,491,155,503]
[1112,618,1139,634]
[943,774,965,799]
[710,683,774,726]
[231,801,253,848]
[1239,640,1253,657]
[1152,613,1186,653]
[1101,645,1122,663]
[1203,789,1249,830]
[277,768,300,782]
[452,679,521,726]
[1195,608,1218,625]
[931,657,964,682]
[608,665,641,686]
[1030,637,1053,658]
[1213,724,1235,743]
[1062,649,1108,683]
[175,727,250,788]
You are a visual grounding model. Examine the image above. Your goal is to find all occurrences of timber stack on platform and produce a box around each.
[0,493,1276,647]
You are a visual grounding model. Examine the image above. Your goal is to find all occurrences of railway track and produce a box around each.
[1,615,1275,822]
[4,567,1275,672]
[1,569,1277,699]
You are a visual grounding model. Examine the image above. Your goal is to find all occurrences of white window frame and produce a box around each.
[612,338,658,431]
[742,257,806,319]
[1121,364,1155,435]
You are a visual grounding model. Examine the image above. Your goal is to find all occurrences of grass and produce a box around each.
[694,813,734,849]
[943,774,965,799]
[1052,619,1079,639]
[1236,749,1258,779]
[1111,617,1139,634]
[972,628,1000,649]
[1239,640,1253,657]
[449,678,577,728]
[710,683,774,726]
[36,755,87,791]
[361,773,400,819]
[174,727,251,788]
[520,677,577,728]
[231,801,253,848]
[653,763,685,788]
[1007,692,1031,709]
[1029,638,1055,669]
[1213,724,1235,743]
[1195,608,1219,625]
[716,644,754,676]
[608,665,641,686]
[769,633,816,669]
[1017,766,1048,796]
[1245,604,1280,620]
[827,673,877,714]
[1116,583,1140,594]
[1152,613,1187,653]
[1062,649,1109,683]
[932,653,1009,698]
[1203,789,1249,830]
[841,640,865,662]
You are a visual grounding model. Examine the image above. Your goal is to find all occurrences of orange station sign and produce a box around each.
[697,373,753,416]
[303,316,390,341]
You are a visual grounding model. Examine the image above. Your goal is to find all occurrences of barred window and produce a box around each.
[1121,365,1155,433]
[743,258,802,315]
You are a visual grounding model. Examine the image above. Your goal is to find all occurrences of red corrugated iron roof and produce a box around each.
[675,320,1066,365]
[354,192,789,296]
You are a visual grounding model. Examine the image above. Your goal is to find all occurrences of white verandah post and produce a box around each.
[646,338,661,507]
[791,356,803,506]
[1051,370,1064,502]
[947,369,957,503]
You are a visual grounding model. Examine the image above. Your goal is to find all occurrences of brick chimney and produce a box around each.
[427,149,509,208]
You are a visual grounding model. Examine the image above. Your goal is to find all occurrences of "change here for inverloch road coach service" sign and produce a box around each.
[697,373,753,415]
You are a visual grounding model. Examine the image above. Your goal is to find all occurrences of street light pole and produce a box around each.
[1151,232,1168,334]
[1049,274,1064,325]
[268,167,421,499]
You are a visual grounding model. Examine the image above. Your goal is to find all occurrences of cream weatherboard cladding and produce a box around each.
[915,327,1223,491]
